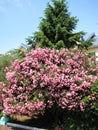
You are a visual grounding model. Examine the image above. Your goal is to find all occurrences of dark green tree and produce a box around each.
[79,33,95,49]
[27,0,86,49]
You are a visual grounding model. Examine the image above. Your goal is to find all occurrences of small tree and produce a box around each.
[27,0,89,49]
[1,47,98,129]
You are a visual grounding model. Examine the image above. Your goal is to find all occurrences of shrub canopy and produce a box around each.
[0,47,98,117]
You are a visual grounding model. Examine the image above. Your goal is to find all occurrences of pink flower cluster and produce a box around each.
[1,47,98,116]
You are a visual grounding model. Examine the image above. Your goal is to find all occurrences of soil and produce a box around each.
[0,125,25,130]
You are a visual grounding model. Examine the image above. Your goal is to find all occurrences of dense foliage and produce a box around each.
[27,0,94,49]
[27,0,79,48]
[0,48,26,83]
[0,54,15,83]
[0,48,98,118]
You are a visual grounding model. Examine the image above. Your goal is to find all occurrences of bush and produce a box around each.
[0,47,98,128]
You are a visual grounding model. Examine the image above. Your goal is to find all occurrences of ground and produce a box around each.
[0,125,25,130]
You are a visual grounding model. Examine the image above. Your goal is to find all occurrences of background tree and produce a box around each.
[79,32,95,49]
[0,54,14,83]
[0,47,26,83]
[27,0,90,49]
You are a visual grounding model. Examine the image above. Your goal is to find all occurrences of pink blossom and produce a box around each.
[1,47,98,116]
[80,102,86,111]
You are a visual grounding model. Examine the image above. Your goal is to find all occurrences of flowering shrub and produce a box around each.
[0,82,4,111]
[1,47,98,117]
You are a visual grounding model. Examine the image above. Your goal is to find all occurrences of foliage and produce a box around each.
[79,33,96,49]
[0,48,25,83]
[7,47,27,59]
[27,0,87,49]
[0,54,14,83]
[61,110,98,130]
[0,50,23,110]
[0,47,98,122]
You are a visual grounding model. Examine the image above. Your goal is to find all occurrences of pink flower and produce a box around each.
[80,102,86,111]
[1,47,98,116]
[38,93,43,98]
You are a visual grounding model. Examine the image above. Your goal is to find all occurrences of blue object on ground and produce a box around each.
[7,122,46,130]
[0,116,9,125]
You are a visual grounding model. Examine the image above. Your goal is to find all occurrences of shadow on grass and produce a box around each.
[10,113,54,130]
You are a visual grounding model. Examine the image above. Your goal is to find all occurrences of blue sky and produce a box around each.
[0,0,98,54]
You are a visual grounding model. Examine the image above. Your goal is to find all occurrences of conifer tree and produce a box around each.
[27,0,85,49]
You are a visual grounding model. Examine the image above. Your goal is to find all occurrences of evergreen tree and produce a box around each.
[27,0,85,49]
[79,33,95,49]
